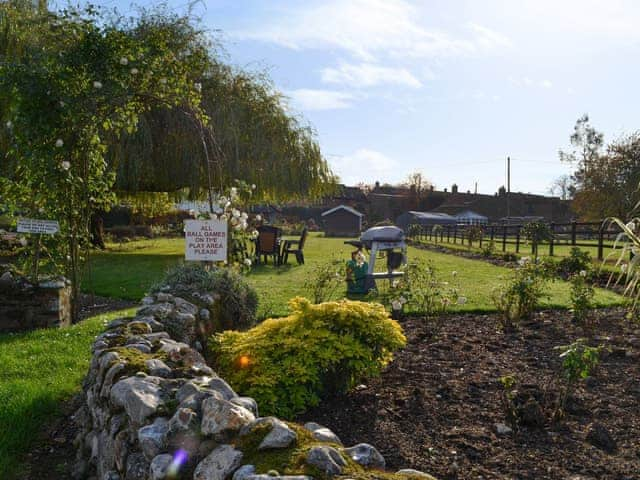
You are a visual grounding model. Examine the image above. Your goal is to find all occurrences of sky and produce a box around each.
[57,0,640,195]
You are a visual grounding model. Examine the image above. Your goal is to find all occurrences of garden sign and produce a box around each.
[17,218,60,235]
[184,219,228,262]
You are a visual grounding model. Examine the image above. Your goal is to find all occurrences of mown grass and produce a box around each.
[0,308,136,478]
[84,234,624,317]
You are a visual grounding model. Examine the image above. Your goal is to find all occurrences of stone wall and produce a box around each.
[0,271,71,333]
[73,292,438,480]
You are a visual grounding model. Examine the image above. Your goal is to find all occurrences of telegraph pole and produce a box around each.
[506,156,511,218]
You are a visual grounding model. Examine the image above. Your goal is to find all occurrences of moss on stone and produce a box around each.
[107,346,168,379]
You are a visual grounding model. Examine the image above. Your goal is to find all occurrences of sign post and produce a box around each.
[184,219,228,263]
[17,218,60,281]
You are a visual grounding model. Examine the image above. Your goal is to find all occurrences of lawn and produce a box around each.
[0,308,136,478]
[84,234,624,317]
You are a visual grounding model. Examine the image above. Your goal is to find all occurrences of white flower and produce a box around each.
[5,120,12,129]
[130,68,139,75]
[255,214,262,222]
[452,271,458,277]
[59,101,65,107]
[60,160,71,170]
[224,201,231,208]
[120,57,129,66]
[194,82,202,92]
[243,258,252,267]
[18,237,28,247]
[579,270,587,277]
[230,217,239,226]
[93,81,103,89]
[220,214,228,221]
[392,279,399,288]
[209,213,218,220]
[241,212,248,220]
[250,230,259,240]
[160,77,167,85]
[220,196,228,203]
[188,209,196,218]
[251,184,256,190]
[457,296,467,305]
[38,207,44,214]
[55,139,64,148]
[391,300,402,311]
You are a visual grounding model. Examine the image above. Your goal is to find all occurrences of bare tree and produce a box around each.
[402,171,432,195]
[549,174,574,200]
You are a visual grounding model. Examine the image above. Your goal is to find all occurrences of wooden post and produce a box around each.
[515,229,520,253]
[490,225,495,242]
[502,225,507,252]
[598,225,605,261]
[453,225,457,244]
[571,221,577,246]
[549,223,555,256]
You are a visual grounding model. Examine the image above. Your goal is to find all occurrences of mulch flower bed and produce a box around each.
[300,308,640,480]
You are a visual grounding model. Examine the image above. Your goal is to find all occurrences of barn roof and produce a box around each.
[321,204,364,217]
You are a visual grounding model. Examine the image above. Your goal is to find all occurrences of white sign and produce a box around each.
[184,220,228,261]
[17,218,60,235]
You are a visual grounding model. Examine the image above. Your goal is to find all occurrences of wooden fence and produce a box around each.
[407,221,623,260]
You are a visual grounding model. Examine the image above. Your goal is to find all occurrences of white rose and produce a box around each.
[61,161,71,170]
[19,237,28,247]
[130,68,139,75]
[579,270,587,277]
[55,139,64,148]
[194,82,202,92]
[255,214,262,222]
[120,57,128,65]
[244,258,252,267]
[220,214,228,221]
[93,81,103,89]
[5,120,12,129]
[209,213,218,220]
[241,212,248,219]
[251,184,256,190]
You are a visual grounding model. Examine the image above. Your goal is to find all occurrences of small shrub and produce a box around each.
[466,225,484,248]
[368,261,460,319]
[569,271,595,325]
[492,258,551,329]
[152,263,258,332]
[500,374,518,430]
[481,240,496,258]
[304,259,344,303]
[521,221,553,259]
[554,339,603,414]
[209,297,406,418]
[431,224,443,243]
[558,247,592,277]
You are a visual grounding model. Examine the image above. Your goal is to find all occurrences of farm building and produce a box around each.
[454,210,489,225]
[396,211,457,231]
[321,205,364,237]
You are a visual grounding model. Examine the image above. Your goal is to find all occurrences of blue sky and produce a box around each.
[61,0,640,195]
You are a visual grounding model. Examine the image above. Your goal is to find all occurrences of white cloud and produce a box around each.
[541,79,553,88]
[508,76,553,89]
[232,0,512,61]
[321,62,423,88]
[286,89,354,110]
[330,148,398,184]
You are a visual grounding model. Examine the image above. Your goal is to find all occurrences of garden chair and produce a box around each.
[255,225,282,265]
[281,228,308,265]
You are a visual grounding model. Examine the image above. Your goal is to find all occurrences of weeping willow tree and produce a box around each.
[110,63,336,202]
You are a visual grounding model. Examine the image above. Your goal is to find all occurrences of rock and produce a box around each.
[141,296,155,305]
[303,422,342,445]
[201,396,255,436]
[209,377,237,400]
[305,445,346,476]
[199,308,211,320]
[142,331,170,342]
[174,296,198,315]
[247,417,297,450]
[125,343,152,354]
[193,445,243,480]
[177,381,201,403]
[246,477,312,480]
[149,454,173,480]
[100,363,126,398]
[165,407,201,456]
[125,452,149,480]
[230,397,259,417]
[190,362,214,376]
[128,321,152,334]
[138,417,169,460]
[232,464,256,480]
[586,422,617,453]
[145,359,172,378]
[110,376,164,425]
[0,270,14,287]
[157,339,190,356]
[104,471,121,480]
[138,303,174,320]
[156,293,172,303]
[343,443,385,469]
[494,423,513,435]
[396,469,438,480]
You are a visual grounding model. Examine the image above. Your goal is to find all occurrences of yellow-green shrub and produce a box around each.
[209,297,406,418]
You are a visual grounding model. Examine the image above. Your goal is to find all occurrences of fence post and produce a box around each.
[502,225,507,252]
[571,221,577,246]
[479,228,484,248]
[490,225,495,242]
[515,228,520,253]
[549,222,555,256]
[598,225,604,261]
[446,226,450,243]
[453,225,457,244]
